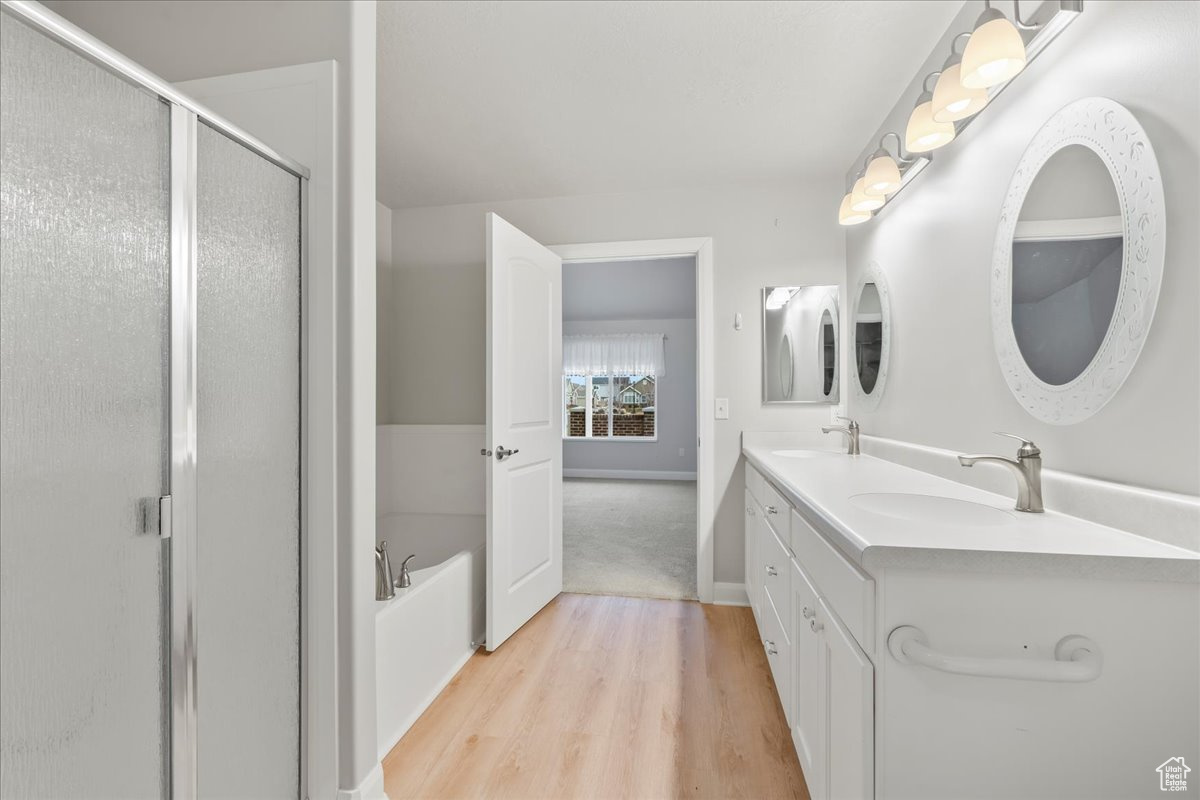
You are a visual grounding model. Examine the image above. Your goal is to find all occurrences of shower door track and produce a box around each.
[0,3,312,798]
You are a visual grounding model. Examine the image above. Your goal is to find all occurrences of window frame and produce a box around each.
[562,372,658,443]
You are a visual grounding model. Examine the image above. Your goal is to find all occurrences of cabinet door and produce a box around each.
[822,598,874,800]
[791,562,826,800]
[745,488,760,622]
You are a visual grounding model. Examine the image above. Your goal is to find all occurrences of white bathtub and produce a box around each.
[375,425,487,761]
[374,541,484,761]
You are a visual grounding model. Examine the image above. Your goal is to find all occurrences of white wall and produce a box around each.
[377,202,394,420]
[381,180,846,582]
[845,0,1200,496]
[562,318,697,476]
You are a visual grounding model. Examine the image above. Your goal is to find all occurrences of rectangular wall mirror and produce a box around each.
[762,285,840,404]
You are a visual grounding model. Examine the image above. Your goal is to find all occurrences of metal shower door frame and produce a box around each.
[0,3,312,799]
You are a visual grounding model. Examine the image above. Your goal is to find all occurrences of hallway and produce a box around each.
[381,593,809,800]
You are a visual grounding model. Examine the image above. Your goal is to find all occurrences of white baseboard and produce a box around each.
[712,581,749,606]
[564,468,697,481]
[338,762,388,800]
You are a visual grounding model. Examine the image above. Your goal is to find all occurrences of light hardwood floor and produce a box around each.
[382,593,810,800]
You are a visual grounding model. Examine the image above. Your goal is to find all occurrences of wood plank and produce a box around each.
[382,593,811,800]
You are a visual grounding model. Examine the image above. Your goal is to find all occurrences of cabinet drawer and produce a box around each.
[745,463,766,506]
[761,479,790,544]
[762,588,791,724]
[760,516,791,638]
[790,508,875,654]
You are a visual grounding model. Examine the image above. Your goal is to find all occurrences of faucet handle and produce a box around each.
[837,415,860,430]
[994,432,1040,457]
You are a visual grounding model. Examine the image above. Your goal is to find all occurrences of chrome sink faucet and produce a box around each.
[958,433,1044,513]
[822,415,861,455]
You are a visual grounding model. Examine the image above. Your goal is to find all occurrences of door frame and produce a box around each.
[551,238,716,604]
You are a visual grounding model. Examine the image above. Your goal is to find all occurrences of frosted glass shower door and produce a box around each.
[0,11,170,799]
[195,124,301,799]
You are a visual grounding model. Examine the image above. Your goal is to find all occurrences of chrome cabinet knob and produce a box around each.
[765,639,778,656]
[802,606,815,619]
[765,565,778,576]
[747,507,755,516]
[810,619,824,634]
[766,505,779,515]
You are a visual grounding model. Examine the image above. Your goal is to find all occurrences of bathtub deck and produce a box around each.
[381,593,809,800]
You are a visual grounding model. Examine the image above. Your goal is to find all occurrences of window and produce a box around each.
[563,373,657,440]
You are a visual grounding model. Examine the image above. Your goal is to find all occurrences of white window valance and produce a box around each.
[563,333,666,377]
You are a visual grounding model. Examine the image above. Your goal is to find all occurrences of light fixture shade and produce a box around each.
[838,193,871,226]
[932,62,990,122]
[905,95,955,153]
[961,8,1027,89]
[850,177,884,212]
[864,153,901,197]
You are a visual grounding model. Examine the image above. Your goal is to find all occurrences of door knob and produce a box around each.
[495,446,519,461]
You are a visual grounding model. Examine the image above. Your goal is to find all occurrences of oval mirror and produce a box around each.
[992,98,1164,424]
[851,264,891,411]
[780,332,794,399]
[819,309,835,398]
[1011,144,1122,386]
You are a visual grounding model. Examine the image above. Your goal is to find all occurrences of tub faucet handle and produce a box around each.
[396,554,416,589]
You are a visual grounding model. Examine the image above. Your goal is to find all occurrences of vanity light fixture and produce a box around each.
[933,33,990,123]
[838,193,872,226]
[961,1,1030,89]
[850,176,885,213]
[839,2,1081,225]
[905,73,956,153]
[863,134,908,197]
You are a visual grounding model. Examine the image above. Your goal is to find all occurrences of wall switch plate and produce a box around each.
[715,398,730,419]
[734,312,743,331]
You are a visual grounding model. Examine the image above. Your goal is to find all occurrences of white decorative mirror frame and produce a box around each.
[991,97,1165,425]
[851,262,891,412]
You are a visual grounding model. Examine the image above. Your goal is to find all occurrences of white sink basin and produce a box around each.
[771,449,834,458]
[850,492,1014,527]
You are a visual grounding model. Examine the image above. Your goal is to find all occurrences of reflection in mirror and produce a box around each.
[855,283,882,394]
[780,332,794,399]
[1012,144,1123,386]
[762,285,839,404]
[819,310,835,398]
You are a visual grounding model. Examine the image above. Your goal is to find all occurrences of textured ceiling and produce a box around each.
[377,0,964,208]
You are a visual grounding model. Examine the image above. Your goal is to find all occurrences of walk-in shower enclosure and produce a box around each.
[0,2,308,797]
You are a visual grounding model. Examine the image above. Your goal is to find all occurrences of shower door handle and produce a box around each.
[495,446,519,461]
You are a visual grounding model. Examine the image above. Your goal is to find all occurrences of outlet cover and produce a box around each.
[715,398,730,419]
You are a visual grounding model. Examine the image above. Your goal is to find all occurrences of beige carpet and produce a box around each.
[563,478,697,600]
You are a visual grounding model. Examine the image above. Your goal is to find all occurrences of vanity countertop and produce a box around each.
[743,443,1200,582]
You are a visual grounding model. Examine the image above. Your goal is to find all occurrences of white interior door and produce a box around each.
[485,212,562,651]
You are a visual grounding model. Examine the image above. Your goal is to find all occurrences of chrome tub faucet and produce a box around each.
[822,415,861,455]
[958,432,1044,513]
[375,542,395,601]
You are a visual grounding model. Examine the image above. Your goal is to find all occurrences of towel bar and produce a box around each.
[887,625,1102,683]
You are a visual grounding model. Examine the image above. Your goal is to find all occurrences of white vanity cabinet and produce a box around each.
[744,443,1200,800]
[745,464,876,800]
